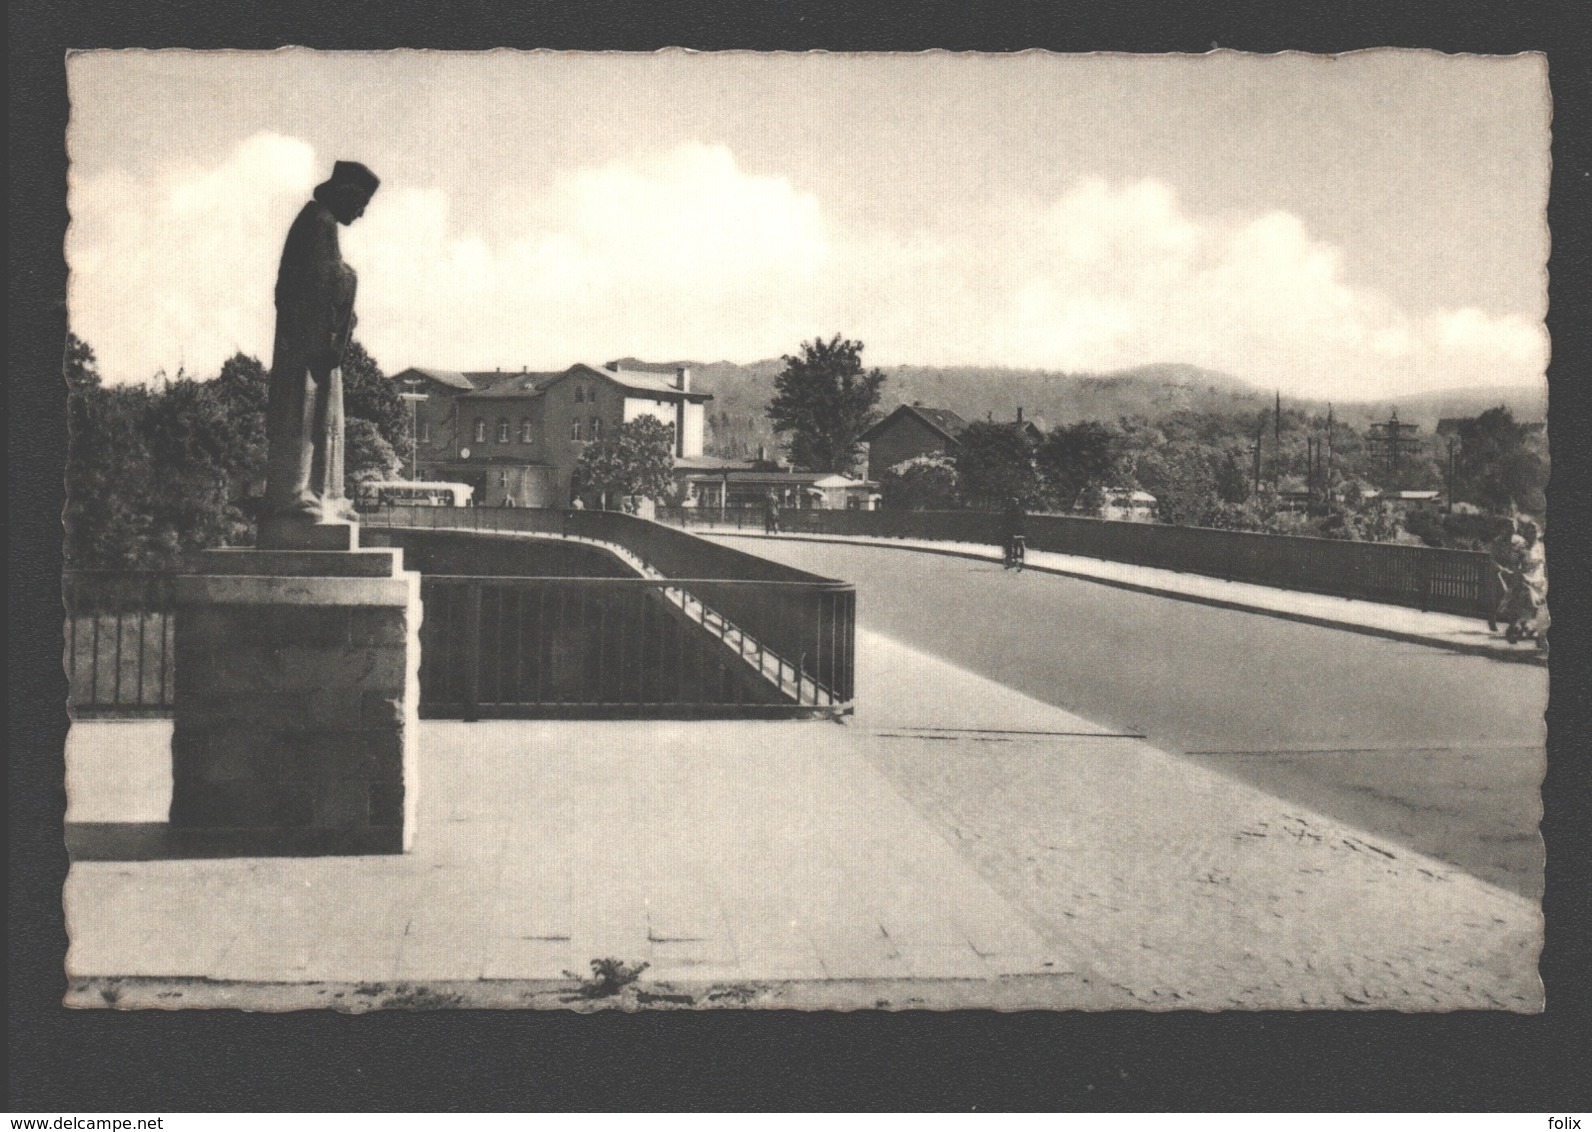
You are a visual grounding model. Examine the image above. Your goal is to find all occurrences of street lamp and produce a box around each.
[398,383,428,481]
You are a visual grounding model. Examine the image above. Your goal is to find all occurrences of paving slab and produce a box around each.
[63,629,1539,1010]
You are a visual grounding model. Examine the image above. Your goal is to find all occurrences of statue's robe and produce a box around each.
[264,200,358,517]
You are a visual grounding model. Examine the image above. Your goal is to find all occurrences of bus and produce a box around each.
[355,480,475,511]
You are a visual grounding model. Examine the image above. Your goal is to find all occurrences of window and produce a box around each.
[520,417,533,443]
[499,472,509,487]
[571,418,582,441]
[419,420,431,443]
[591,417,602,440]
[497,419,510,443]
[473,418,486,443]
[575,385,585,403]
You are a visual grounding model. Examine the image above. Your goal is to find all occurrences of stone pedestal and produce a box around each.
[258,515,358,551]
[169,544,421,854]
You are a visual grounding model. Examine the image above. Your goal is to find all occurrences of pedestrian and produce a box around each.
[1003,496,1027,569]
[1486,520,1518,632]
[764,490,782,535]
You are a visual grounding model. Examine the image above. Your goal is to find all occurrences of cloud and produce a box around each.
[68,132,318,379]
[344,142,834,370]
[1432,307,1549,366]
[70,140,1546,401]
[942,179,1547,398]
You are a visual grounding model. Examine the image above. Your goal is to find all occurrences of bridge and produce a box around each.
[61,509,1545,1010]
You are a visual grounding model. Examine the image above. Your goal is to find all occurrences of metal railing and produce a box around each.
[63,572,178,716]
[63,509,859,720]
[655,506,1496,619]
[362,507,858,713]
[419,575,853,718]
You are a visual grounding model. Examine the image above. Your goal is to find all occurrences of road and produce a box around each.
[724,536,1548,898]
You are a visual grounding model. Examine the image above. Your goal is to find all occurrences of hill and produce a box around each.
[875,362,1267,429]
[679,358,1270,455]
[1317,385,1548,431]
[615,356,1547,458]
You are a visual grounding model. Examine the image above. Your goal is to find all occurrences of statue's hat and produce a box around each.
[329,161,380,195]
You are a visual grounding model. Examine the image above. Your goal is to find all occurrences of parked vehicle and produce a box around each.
[355,480,475,511]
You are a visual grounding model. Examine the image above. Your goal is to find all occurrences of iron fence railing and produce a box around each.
[654,506,1496,619]
[63,571,179,716]
[363,505,834,583]
[64,509,860,719]
[418,575,854,718]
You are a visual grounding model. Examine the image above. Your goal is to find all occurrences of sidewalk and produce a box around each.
[705,529,1545,664]
[64,630,1540,1012]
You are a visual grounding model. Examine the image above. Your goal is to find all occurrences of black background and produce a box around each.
[9,0,1591,1112]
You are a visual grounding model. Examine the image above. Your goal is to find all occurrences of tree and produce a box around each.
[1455,406,1547,516]
[139,376,251,560]
[574,415,676,506]
[879,454,959,511]
[209,353,271,502]
[1134,442,1221,526]
[1214,448,1253,504]
[65,332,102,395]
[340,340,408,454]
[955,421,1041,509]
[766,334,886,473]
[1037,421,1119,511]
[345,418,402,497]
[66,381,157,569]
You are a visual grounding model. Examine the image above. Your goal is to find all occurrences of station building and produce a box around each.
[389,361,712,507]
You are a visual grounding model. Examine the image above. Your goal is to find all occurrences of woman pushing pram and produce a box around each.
[1490,519,1548,650]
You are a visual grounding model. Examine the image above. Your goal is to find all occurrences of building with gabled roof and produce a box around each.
[390,361,712,507]
[858,402,970,482]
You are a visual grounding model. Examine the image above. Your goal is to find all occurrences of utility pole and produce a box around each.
[1326,404,1334,502]
[1273,391,1282,488]
[1367,409,1419,489]
[1251,421,1264,498]
[1445,434,1458,513]
[399,381,429,481]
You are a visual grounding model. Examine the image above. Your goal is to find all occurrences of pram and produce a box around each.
[1497,565,1549,650]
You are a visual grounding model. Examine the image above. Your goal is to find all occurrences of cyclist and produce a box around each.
[1002,497,1027,570]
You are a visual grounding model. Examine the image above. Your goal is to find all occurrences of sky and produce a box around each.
[66,50,1550,400]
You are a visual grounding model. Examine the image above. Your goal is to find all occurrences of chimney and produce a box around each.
[1017,407,1024,423]
[522,365,527,373]
[912,400,922,408]
[675,365,691,392]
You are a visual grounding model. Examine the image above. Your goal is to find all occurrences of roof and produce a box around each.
[604,358,693,375]
[393,366,480,391]
[810,474,877,489]
[597,363,712,401]
[684,470,828,486]
[684,470,877,489]
[458,371,566,399]
[413,362,713,403]
[968,416,1045,439]
[673,455,758,472]
[859,403,969,444]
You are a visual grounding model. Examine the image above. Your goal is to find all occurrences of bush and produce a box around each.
[880,454,959,510]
